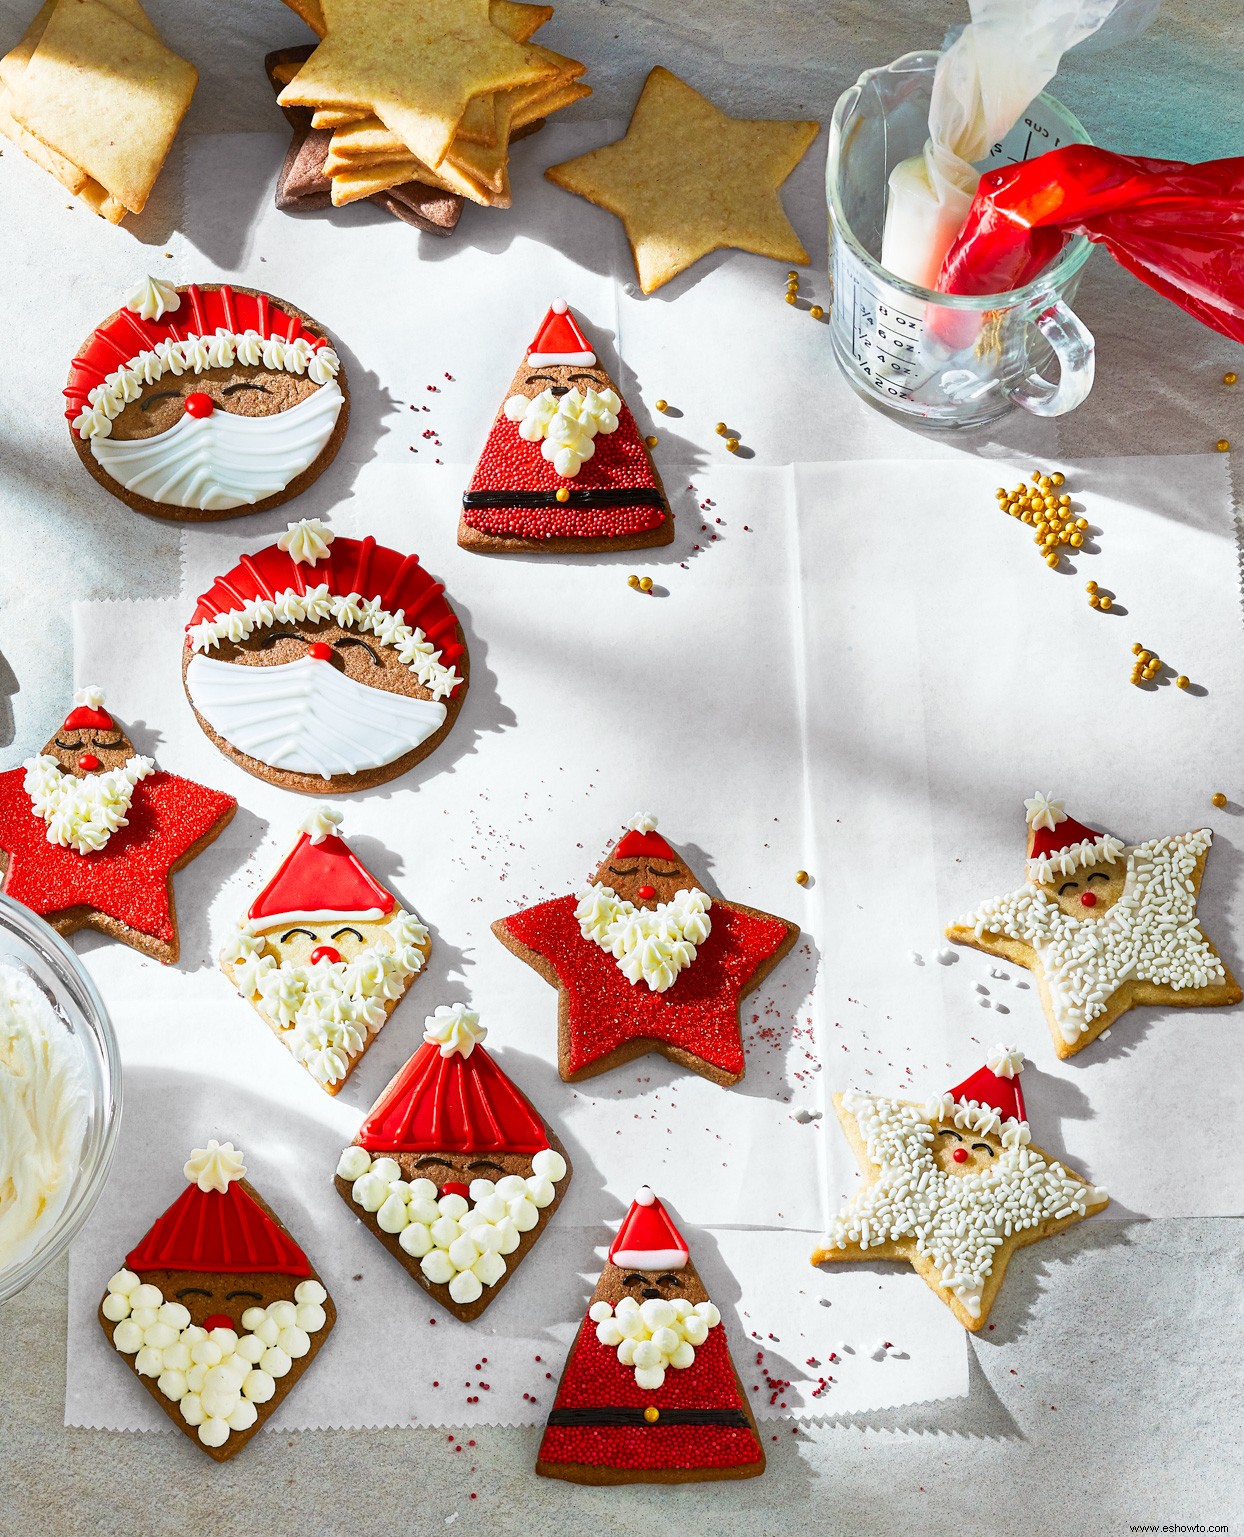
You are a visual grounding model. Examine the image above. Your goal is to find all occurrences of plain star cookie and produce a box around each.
[64,278,349,521]
[947,793,1240,1058]
[220,806,430,1094]
[492,813,799,1086]
[536,1186,765,1485]
[811,1048,1108,1331]
[459,300,672,553]
[334,1002,571,1321]
[98,1140,336,1461]
[0,686,235,964]
[182,518,469,793]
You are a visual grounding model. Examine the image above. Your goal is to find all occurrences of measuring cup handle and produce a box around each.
[1006,299,1095,418]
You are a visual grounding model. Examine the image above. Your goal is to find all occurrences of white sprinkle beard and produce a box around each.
[185,650,448,779]
[574,884,712,993]
[90,381,343,511]
[23,752,155,854]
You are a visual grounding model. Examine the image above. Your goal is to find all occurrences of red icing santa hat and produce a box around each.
[64,282,330,425]
[1024,792,1124,884]
[945,1045,1027,1126]
[247,810,394,932]
[608,1187,690,1271]
[63,685,114,732]
[526,299,596,367]
[356,1005,549,1154]
[126,1141,311,1276]
[611,812,678,863]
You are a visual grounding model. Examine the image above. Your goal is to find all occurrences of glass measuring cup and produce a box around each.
[827,51,1096,428]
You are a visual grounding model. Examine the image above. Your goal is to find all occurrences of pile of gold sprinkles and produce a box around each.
[783,269,823,320]
[1131,643,1190,690]
[995,470,1088,568]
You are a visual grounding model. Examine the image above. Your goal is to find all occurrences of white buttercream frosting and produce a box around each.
[278,518,334,566]
[23,753,155,855]
[589,1295,720,1390]
[502,385,621,477]
[125,275,181,322]
[575,885,712,993]
[422,1003,485,1058]
[299,805,343,845]
[183,1140,246,1193]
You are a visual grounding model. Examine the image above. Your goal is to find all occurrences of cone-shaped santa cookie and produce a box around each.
[0,687,236,963]
[99,1140,336,1460]
[493,813,799,1085]
[65,278,348,522]
[537,1187,764,1485]
[183,518,468,793]
[946,792,1240,1058]
[811,1046,1108,1330]
[459,300,673,554]
[220,807,431,1093]
[334,1003,570,1321]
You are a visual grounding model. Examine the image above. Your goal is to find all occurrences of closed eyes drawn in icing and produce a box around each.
[175,1286,213,1299]
[1087,871,1110,884]
[971,1144,995,1157]
[256,630,313,650]
[607,864,642,878]
[139,389,183,412]
[225,1288,264,1301]
[467,1159,506,1174]
[333,637,381,665]
[566,370,608,387]
[936,1128,964,1142]
[280,927,318,943]
[330,927,364,943]
[221,382,271,397]
[414,1155,456,1171]
[54,734,125,750]
[646,863,682,878]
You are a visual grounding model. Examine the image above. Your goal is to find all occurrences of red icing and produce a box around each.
[183,392,214,418]
[442,1180,470,1199]
[953,1147,969,1163]
[0,768,235,944]
[608,1191,688,1268]
[614,828,677,861]
[309,944,341,965]
[77,754,102,773]
[1081,891,1098,907]
[63,704,113,731]
[126,1179,311,1276]
[1029,811,1107,864]
[64,284,328,422]
[186,534,464,669]
[356,1039,550,1155]
[247,832,393,927]
[527,302,594,360]
[307,640,333,661]
[538,1315,762,1473]
[636,885,656,901]
[501,895,791,1079]
[946,1063,1026,1125]
[463,406,665,541]
[203,1312,236,1331]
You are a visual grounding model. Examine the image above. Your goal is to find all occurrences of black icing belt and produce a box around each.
[545,1407,751,1428]
[461,489,666,509]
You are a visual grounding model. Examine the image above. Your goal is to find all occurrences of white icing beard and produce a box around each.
[91,381,343,511]
[23,753,155,855]
[503,385,620,477]
[589,1296,721,1390]
[336,1146,567,1305]
[575,885,712,993]
[221,915,428,1085]
[103,1270,328,1449]
[958,831,1224,1042]
[825,1092,1105,1318]
[185,651,448,779]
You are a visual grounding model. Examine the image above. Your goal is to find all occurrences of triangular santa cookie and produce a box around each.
[458,300,673,554]
[335,1003,570,1321]
[220,807,430,1093]
[537,1187,765,1485]
[99,1140,336,1460]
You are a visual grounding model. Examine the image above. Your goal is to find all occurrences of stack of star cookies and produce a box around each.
[0,0,196,222]
[275,0,589,214]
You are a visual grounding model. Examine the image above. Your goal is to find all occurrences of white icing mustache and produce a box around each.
[90,382,343,511]
[185,652,447,778]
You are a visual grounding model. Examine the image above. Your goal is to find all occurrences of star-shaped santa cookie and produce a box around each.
[0,687,235,963]
[947,793,1240,1059]
[812,1048,1108,1331]
[493,813,799,1086]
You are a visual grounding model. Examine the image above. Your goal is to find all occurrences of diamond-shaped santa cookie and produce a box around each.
[334,1003,571,1322]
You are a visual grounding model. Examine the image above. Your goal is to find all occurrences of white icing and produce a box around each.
[628,812,659,833]
[1024,792,1066,831]
[575,885,712,993]
[0,964,88,1274]
[23,753,155,855]
[278,518,334,566]
[74,685,107,711]
[299,805,343,845]
[185,652,448,779]
[125,275,181,322]
[502,385,621,477]
[89,381,344,511]
[986,1044,1024,1079]
[956,830,1225,1042]
[105,1270,328,1449]
[183,1140,245,1193]
[187,587,461,702]
[221,912,428,1086]
[422,1003,485,1059]
[822,1090,1106,1318]
[589,1296,720,1390]
[1027,832,1126,885]
[342,1152,565,1298]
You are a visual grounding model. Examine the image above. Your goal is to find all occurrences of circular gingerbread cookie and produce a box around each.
[182,519,469,794]
[64,276,349,522]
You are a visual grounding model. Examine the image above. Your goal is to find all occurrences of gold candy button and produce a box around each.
[643,1406,660,1424]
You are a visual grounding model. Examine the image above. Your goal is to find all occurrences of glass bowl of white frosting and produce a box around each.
[0,892,121,1302]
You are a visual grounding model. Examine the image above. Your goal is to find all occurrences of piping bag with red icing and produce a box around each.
[938,144,1244,344]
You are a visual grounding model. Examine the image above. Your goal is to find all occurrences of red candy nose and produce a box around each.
[308,641,333,661]
[309,944,341,965]
[77,753,101,773]
[952,1147,969,1163]
[442,1181,470,1199]
[637,885,656,901]
[1080,891,1098,908]
[204,1313,235,1331]
[184,392,214,418]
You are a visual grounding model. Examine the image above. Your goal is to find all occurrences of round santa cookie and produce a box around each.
[182,518,469,793]
[64,276,349,521]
